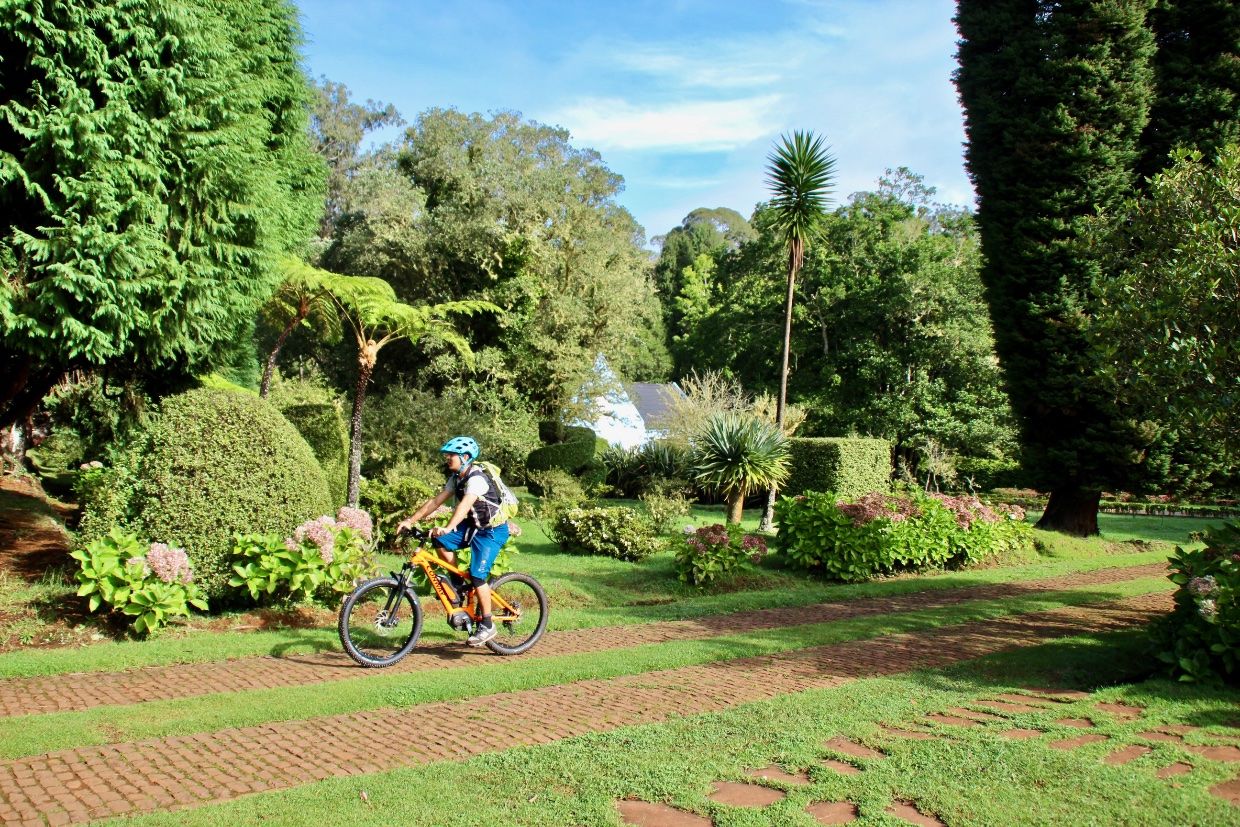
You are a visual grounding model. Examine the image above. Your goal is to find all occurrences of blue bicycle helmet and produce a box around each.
[439,435,480,462]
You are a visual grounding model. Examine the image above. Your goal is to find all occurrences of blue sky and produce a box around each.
[295,0,971,241]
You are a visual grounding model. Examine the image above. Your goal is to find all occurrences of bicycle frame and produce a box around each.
[398,539,522,623]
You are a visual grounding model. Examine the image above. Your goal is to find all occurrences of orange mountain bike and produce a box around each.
[338,526,548,666]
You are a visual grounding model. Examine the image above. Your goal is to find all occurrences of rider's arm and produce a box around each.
[397,489,453,530]
[437,493,478,535]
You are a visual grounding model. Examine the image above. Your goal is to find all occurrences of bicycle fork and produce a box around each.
[378,564,412,628]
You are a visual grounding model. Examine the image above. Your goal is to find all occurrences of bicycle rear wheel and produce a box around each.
[338,577,423,667]
[485,572,548,655]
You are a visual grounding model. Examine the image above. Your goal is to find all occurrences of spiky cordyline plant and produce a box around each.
[690,413,790,525]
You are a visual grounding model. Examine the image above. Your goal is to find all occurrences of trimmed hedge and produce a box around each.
[280,403,349,507]
[783,437,891,498]
[81,389,333,602]
[527,425,598,474]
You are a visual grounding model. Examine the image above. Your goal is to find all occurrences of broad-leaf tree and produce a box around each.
[316,267,499,505]
[0,0,323,426]
[760,131,836,529]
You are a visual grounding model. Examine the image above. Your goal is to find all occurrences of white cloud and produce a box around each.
[549,95,784,152]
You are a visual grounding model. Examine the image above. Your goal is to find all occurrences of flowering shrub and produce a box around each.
[551,506,661,562]
[640,485,693,534]
[774,489,1031,582]
[675,523,768,586]
[70,529,208,635]
[230,507,377,603]
[1152,522,1239,683]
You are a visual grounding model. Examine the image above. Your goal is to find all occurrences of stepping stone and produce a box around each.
[1094,702,1143,720]
[926,713,980,727]
[947,707,1005,722]
[1139,731,1184,744]
[999,728,1043,740]
[820,758,861,776]
[1103,745,1152,766]
[977,701,1045,714]
[1156,763,1193,779]
[1049,734,1108,750]
[747,765,811,786]
[807,801,859,824]
[1210,777,1240,806]
[1187,745,1240,762]
[617,800,712,827]
[885,799,946,826]
[1055,718,1095,729]
[708,781,785,808]
[1161,725,1199,735]
[880,724,935,740]
[824,737,885,759]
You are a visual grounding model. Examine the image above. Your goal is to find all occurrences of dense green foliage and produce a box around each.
[0,0,324,425]
[774,490,1031,582]
[672,174,1016,468]
[550,505,661,562]
[784,437,892,498]
[70,530,208,635]
[270,377,350,507]
[1138,0,1240,180]
[320,108,670,416]
[82,389,333,601]
[1153,521,1239,683]
[527,426,599,475]
[229,510,374,604]
[1090,145,1240,457]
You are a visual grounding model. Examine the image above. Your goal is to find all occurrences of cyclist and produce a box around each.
[396,436,510,646]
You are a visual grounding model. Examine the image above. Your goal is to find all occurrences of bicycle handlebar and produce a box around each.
[396,525,431,543]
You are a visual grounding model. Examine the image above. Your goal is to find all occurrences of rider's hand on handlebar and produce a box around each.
[429,525,451,538]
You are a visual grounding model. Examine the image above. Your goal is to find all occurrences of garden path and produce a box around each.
[0,592,1170,825]
[0,562,1169,718]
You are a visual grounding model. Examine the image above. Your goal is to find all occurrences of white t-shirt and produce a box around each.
[443,471,489,498]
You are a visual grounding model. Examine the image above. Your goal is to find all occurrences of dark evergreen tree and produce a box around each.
[954,0,1157,534]
[0,0,324,426]
[1138,0,1240,179]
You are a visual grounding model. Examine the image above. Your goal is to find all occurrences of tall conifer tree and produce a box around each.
[954,1,1157,534]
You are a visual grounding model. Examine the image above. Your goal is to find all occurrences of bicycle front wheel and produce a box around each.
[338,577,423,667]
[485,572,548,655]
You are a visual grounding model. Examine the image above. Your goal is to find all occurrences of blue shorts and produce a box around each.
[433,522,509,581]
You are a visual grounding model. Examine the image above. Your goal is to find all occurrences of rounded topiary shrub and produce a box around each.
[550,505,661,562]
[121,388,333,601]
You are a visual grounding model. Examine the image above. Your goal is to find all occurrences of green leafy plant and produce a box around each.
[1152,521,1239,683]
[70,530,208,635]
[689,413,789,524]
[640,484,693,534]
[774,490,1030,582]
[551,506,662,562]
[359,468,438,545]
[229,508,378,603]
[675,523,769,586]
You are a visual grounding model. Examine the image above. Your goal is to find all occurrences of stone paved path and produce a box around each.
[0,592,1169,825]
[0,562,1167,719]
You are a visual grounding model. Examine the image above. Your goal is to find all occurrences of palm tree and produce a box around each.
[258,258,341,397]
[760,131,836,530]
[311,267,499,506]
[690,413,790,525]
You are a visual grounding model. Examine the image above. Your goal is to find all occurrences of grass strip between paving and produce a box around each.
[103,627,1239,827]
[0,576,1171,761]
[0,551,1167,679]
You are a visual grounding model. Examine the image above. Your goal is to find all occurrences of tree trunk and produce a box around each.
[760,245,802,532]
[259,310,306,398]
[1035,487,1101,536]
[727,493,745,525]
[346,357,375,508]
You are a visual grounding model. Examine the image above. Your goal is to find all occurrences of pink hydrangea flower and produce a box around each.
[294,516,337,564]
[336,507,374,542]
[147,543,193,584]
